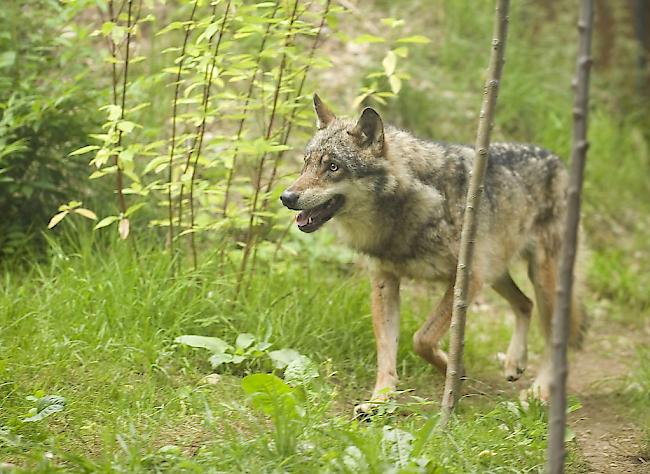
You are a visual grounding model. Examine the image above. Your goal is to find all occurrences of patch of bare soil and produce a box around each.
[568,312,649,473]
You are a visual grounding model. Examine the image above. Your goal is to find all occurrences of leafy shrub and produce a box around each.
[0,1,104,256]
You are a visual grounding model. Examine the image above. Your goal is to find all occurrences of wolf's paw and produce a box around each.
[353,390,392,420]
[353,401,380,420]
[502,352,527,382]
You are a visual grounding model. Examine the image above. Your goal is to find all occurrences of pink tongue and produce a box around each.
[296,211,310,227]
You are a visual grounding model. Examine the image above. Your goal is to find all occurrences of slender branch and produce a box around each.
[221,1,281,218]
[109,0,130,218]
[187,0,233,269]
[247,0,331,281]
[263,0,331,198]
[546,1,594,472]
[234,0,300,300]
[439,0,510,428]
[166,1,198,256]
[176,3,216,251]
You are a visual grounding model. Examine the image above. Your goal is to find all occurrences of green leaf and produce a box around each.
[94,216,119,230]
[283,355,319,386]
[397,35,431,44]
[48,211,69,229]
[209,352,233,369]
[354,34,385,44]
[393,47,409,58]
[22,395,66,423]
[268,349,302,369]
[382,51,397,77]
[125,202,145,217]
[69,145,100,156]
[236,333,255,350]
[175,335,231,354]
[74,208,98,220]
[241,374,297,416]
[389,75,402,94]
[117,121,137,134]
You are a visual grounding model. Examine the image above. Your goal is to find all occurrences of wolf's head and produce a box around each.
[281,94,387,233]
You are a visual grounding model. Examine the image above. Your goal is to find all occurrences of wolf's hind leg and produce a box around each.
[412,284,454,374]
[492,273,533,382]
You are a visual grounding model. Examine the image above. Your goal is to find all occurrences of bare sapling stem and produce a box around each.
[221,1,281,218]
[109,0,130,220]
[262,0,331,199]
[249,0,331,280]
[233,0,300,301]
[186,0,233,269]
[166,1,198,258]
[439,0,510,428]
[546,1,594,472]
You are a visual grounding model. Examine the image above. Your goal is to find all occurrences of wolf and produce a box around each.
[280,94,587,413]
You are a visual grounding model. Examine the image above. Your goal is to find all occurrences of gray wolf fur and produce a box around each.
[281,94,587,411]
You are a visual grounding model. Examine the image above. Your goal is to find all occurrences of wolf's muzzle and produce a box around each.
[280,190,300,209]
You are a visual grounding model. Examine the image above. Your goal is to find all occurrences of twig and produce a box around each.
[233,0,300,301]
[221,1,282,218]
[187,0,233,269]
[165,1,198,257]
[546,1,594,472]
[439,0,510,428]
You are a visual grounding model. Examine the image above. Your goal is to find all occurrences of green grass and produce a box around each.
[0,234,587,473]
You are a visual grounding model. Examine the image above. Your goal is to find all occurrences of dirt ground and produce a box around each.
[568,310,649,473]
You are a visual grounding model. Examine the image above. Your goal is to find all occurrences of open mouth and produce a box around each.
[295,195,345,233]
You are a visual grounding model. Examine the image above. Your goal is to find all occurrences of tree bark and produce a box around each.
[546,1,594,472]
[439,0,510,428]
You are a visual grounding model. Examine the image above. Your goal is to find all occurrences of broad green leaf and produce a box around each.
[382,51,397,77]
[94,216,119,230]
[175,335,231,354]
[284,355,319,386]
[209,352,233,369]
[69,145,100,156]
[354,34,385,44]
[236,333,255,350]
[74,208,98,220]
[117,121,137,134]
[48,211,69,229]
[125,203,145,217]
[241,374,297,417]
[22,395,66,423]
[389,75,402,94]
[268,349,302,369]
[397,35,431,44]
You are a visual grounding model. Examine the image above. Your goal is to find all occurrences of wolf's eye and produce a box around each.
[329,162,339,172]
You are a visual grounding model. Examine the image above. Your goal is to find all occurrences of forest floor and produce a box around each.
[568,312,649,473]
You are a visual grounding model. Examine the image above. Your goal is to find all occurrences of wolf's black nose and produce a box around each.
[280,190,299,208]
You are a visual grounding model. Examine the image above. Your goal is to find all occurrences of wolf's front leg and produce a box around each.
[355,271,400,415]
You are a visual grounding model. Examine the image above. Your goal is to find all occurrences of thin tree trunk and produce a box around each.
[546,1,594,472]
[439,0,510,428]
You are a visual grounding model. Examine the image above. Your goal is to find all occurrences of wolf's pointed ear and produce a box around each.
[313,93,335,129]
[349,108,384,152]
